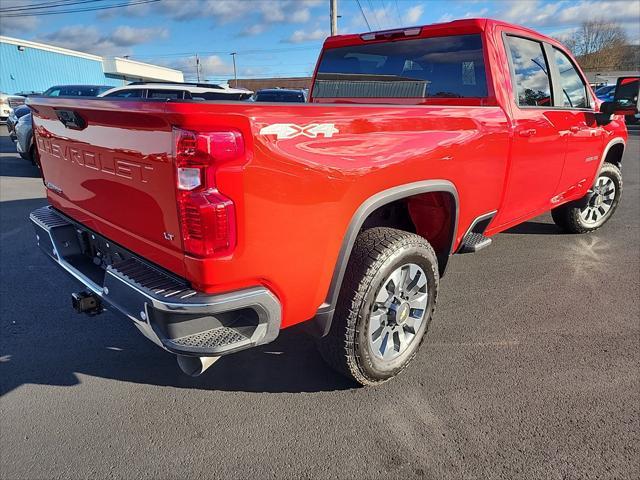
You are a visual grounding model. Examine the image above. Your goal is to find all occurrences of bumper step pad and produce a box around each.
[29,206,282,357]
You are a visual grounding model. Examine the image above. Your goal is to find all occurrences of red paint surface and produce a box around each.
[29,18,628,329]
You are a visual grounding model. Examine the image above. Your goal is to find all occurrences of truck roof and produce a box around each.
[323,18,561,50]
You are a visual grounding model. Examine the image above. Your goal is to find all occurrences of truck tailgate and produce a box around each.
[29,98,186,275]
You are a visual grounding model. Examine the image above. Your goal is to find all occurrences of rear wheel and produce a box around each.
[551,162,622,233]
[316,227,439,386]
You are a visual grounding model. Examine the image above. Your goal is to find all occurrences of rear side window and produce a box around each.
[104,89,143,98]
[255,92,306,102]
[506,36,552,107]
[553,48,589,108]
[147,89,184,100]
[313,34,488,99]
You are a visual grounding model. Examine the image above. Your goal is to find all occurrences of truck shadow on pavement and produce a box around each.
[503,220,564,235]
[0,200,354,395]
[0,196,571,396]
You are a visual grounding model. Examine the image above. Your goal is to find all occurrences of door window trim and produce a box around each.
[546,45,593,111]
[503,32,555,110]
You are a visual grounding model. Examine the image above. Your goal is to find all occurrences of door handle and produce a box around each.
[518,128,537,137]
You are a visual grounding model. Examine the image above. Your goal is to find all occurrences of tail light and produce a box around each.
[173,128,243,258]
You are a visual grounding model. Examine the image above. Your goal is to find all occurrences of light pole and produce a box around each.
[330,0,338,36]
[230,52,237,88]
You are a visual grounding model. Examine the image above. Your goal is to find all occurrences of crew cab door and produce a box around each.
[547,46,606,201]
[494,34,567,226]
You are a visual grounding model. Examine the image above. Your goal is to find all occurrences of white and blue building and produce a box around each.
[0,35,183,94]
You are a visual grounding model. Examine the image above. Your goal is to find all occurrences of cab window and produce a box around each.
[553,48,589,108]
[506,35,552,107]
[147,89,185,100]
[104,89,143,98]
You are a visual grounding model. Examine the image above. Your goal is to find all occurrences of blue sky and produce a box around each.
[1,0,638,83]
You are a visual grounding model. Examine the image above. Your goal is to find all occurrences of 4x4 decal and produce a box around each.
[259,123,339,140]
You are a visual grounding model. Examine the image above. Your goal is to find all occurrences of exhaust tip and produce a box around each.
[176,355,220,377]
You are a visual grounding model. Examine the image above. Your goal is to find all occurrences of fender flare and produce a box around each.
[596,137,625,174]
[309,180,459,337]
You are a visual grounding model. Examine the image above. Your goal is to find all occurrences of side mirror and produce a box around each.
[600,76,639,116]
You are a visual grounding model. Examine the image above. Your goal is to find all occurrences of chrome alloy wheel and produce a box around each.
[368,263,428,361]
[580,174,616,226]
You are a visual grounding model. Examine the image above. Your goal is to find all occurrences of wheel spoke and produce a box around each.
[369,310,386,336]
[373,329,390,357]
[398,266,409,294]
[393,328,405,353]
[580,207,591,221]
[387,269,402,296]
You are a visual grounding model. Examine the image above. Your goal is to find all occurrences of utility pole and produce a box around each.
[196,54,200,82]
[330,0,338,36]
[230,52,237,88]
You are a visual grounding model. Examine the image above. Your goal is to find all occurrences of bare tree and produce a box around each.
[562,20,629,70]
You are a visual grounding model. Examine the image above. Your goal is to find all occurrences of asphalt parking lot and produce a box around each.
[1,128,638,480]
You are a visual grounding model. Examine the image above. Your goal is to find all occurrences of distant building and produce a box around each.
[232,77,313,92]
[0,35,183,94]
[584,70,640,86]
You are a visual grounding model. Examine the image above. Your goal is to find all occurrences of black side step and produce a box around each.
[459,232,492,253]
[458,210,496,254]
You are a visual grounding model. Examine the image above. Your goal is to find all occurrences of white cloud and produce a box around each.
[0,0,40,34]
[347,2,423,33]
[36,25,169,57]
[166,55,266,80]
[239,24,267,37]
[437,13,455,23]
[403,5,424,25]
[110,26,169,47]
[497,0,640,28]
[0,15,39,35]
[463,7,489,18]
[284,28,329,44]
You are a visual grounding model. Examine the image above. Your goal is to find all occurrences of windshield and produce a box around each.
[595,85,615,96]
[43,86,111,97]
[255,91,306,102]
[314,34,487,99]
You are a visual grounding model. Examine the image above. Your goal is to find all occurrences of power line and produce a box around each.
[394,0,402,25]
[132,46,321,60]
[355,0,372,31]
[366,0,381,30]
[0,0,160,17]
[0,0,106,13]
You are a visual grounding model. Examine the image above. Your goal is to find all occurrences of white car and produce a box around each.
[99,82,253,101]
[0,93,24,122]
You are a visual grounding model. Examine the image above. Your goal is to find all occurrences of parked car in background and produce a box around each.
[0,93,14,122]
[42,85,113,97]
[6,104,31,140]
[100,82,254,100]
[254,88,307,102]
[14,84,112,167]
[595,84,616,102]
[595,80,639,124]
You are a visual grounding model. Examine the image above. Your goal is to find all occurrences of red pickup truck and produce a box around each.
[28,19,636,385]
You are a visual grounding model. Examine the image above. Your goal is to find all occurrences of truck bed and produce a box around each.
[29,96,510,326]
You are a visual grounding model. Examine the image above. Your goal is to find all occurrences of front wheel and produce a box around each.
[551,162,622,233]
[316,227,439,386]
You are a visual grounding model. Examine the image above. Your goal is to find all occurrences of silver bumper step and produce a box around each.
[30,206,281,357]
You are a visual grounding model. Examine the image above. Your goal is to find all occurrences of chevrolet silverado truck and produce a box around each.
[27,19,637,385]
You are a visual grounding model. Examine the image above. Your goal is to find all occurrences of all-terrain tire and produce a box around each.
[316,227,439,386]
[551,162,622,233]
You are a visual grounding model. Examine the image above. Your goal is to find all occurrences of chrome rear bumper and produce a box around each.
[30,206,281,357]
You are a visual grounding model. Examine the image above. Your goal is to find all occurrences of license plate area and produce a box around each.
[64,226,134,285]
